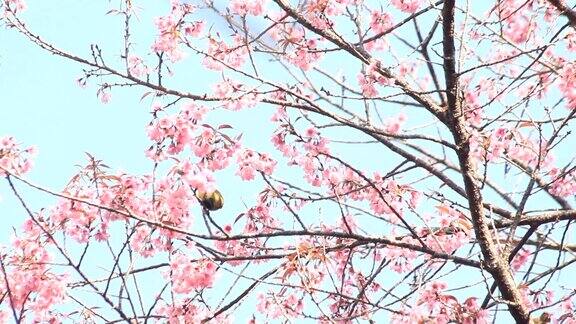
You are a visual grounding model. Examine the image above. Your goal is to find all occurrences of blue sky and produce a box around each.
[2,0,573,322]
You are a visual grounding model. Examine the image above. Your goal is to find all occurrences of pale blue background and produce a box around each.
[1,0,572,323]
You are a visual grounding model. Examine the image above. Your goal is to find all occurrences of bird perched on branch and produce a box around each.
[196,189,224,211]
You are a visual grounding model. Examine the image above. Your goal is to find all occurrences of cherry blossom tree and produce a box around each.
[2,0,576,322]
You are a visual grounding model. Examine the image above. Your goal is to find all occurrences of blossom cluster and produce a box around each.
[268,19,324,71]
[151,1,204,62]
[0,136,36,176]
[392,282,489,323]
[1,219,67,322]
[169,253,217,294]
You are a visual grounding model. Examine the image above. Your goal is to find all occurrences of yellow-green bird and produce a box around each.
[196,189,224,211]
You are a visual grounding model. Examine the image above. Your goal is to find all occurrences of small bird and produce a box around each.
[196,189,224,211]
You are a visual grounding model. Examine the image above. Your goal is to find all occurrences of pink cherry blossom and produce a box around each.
[370,11,393,34]
[5,0,27,12]
[127,55,149,77]
[98,89,111,104]
[169,254,217,294]
[183,21,204,37]
[0,136,36,176]
[236,149,277,180]
[390,0,422,13]
[229,0,268,16]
